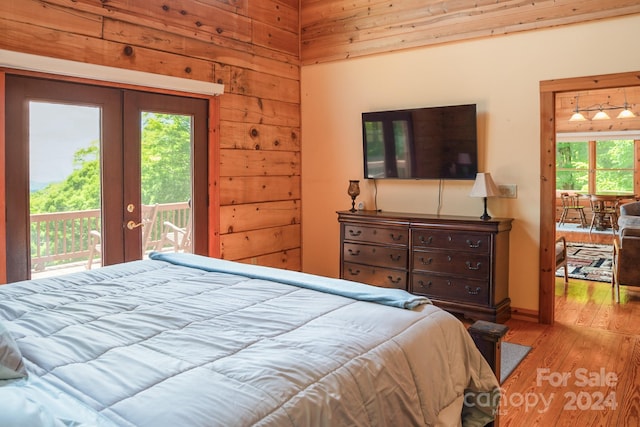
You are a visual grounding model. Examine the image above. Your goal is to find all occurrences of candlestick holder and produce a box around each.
[347,180,360,212]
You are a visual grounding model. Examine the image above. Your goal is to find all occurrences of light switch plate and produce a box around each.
[498,184,517,198]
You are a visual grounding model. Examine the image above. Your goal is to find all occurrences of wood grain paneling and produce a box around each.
[220,224,300,260]
[219,93,300,127]
[220,149,300,177]
[300,0,640,64]
[236,248,302,271]
[219,176,301,205]
[0,0,102,37]
[0,18,215,82]
[102,19,300,80]
[556,87,640,133]
[0,0,301,270]
[220,122,300,151]
[219,201,300,234]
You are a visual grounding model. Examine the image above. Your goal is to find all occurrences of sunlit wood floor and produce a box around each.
[499,277,640,426]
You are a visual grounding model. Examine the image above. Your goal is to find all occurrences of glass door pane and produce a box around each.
[29,102,102,277]
[123,90,207,261]
[140,112,193,256]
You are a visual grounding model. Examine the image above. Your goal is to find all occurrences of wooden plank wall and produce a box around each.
[0,0,302,270]
[556,87,640,133]
[300,0,640,65]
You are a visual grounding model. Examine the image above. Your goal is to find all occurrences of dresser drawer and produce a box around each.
[412,229,490,254]
[343,243,407,269]
[411,273,489,305]
[342,262,407,289]
[343,224,408,246]
[412,250,489,280]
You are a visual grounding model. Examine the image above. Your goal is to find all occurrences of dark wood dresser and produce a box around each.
[338,210,513,323]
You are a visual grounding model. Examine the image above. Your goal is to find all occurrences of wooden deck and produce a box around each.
[499,277,640,425]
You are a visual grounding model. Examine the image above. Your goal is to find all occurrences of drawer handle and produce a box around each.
[348,249,360,256]
[466,261,482,270]
[389,254,401,262]
[419,235,433,245]
[387,276,402,284]
[348,268,360,276]
[465,286,482,295]
[348,230,362,237]
[466,239,482,248]
[390,233,403,241]
[419,257,433,265]
[418,280,432,289]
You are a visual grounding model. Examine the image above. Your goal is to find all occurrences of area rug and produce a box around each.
[501,342,531,383]
[555,242,613,283]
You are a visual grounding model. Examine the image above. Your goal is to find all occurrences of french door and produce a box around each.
[5,75,208,282]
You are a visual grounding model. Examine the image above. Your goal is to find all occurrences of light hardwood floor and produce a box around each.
[498,278,640,426]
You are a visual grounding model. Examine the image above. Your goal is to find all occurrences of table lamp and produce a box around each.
[469,172,499,220]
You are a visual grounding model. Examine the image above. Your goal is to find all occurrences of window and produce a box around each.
[556,139,637,194]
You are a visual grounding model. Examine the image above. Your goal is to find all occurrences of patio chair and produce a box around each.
[86,204,159,269]
[157,212,192,253]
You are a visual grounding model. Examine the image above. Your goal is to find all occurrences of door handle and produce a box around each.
[126,220,144,230]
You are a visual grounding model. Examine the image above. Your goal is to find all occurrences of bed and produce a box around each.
[0,252,500,427]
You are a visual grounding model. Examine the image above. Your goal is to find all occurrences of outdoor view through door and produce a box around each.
[5,75,207,282]
[29,107,194,277]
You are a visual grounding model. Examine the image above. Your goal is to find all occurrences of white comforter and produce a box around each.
[0,255,499,427]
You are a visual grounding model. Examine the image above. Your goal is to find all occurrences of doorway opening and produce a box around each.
[539,71,640,324]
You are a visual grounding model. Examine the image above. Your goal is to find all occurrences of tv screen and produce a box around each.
[362,104,478,180]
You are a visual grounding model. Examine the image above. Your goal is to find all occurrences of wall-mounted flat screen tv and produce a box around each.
[362,103,478,180]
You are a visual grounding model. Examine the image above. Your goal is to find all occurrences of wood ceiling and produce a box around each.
[300,0,640,65]
[555,86,640,133]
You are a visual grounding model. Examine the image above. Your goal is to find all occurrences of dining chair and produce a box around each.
[558,192,587,228]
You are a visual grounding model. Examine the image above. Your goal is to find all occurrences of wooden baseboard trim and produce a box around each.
[509,307,539,322]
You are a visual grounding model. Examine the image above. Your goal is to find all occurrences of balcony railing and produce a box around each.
[30,202,190,276]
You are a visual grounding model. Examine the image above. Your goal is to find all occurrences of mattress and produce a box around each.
[0,253,499,426]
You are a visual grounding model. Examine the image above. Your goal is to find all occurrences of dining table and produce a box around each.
[582,193,638,232]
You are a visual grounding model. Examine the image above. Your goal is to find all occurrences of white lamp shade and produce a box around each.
[469,173,499,198]
[592,110,610,120]
[617,108,636,119]
[569,112,587,122]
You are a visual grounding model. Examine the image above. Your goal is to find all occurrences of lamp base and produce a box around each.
[480,197,492,221]
[350,197,357,213]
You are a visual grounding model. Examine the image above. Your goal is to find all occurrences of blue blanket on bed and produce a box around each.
[149,252,430,309]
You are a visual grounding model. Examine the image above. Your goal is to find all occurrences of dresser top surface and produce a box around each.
[337,210,513,227]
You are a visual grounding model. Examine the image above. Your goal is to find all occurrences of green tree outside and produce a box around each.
[30,113,192,267]
[556,140,634,193]
[30,112,191,213]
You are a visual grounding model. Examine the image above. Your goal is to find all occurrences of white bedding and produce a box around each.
[0,255,499,426]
